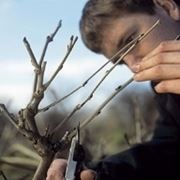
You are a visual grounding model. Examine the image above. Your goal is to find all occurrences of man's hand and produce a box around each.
[134,40,180,94]
[46,159,67,180]
[46,159,97,180]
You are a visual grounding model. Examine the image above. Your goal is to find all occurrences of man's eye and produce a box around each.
[125,35,134,44]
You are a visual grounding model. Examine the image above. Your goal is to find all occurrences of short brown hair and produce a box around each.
[79,0,179,54]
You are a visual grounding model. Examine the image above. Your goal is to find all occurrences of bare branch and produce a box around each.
[0,104,18,128]
[0,105,40,145]
[39,20,62,66]
[25,63,46,133]
[38,86,82,112]
[51,104,81,135]
[22,22,64,136]
[23,108,39,133]
[23,37,40,97]
[23,37,39,70]
[80,77,133,129]
[27,21,61,101]
[44,36,78,90]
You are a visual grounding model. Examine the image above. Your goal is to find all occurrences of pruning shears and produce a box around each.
[65,127,85,180]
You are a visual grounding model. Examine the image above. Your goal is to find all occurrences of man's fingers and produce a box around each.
[134,64,180,81]
[155,79,180,94]
[46,159,67,180]
[143,40,180,61]
[136,52,180,71]
[80,169,97,180]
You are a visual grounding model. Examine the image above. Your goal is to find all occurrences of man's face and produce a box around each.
[101,11,179,72]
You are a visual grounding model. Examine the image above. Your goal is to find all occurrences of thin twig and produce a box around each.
[44,36,78,90]
[80,77,134,128]
[38,86,82,112]
[0,104,18,128]
[23,37,39,70]
[39,20,62,66]
[51,104,81,135]
[23,37,40,96]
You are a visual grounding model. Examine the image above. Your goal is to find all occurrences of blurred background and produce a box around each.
[0,0,158,179]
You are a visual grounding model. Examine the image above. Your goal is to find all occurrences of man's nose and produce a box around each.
[123,54,141,72]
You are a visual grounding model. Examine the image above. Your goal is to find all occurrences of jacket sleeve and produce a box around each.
[151,81,180,140]
[90,140,180,179]
[88,82,180,179]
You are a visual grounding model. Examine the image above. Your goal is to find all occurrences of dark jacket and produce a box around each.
[93,85,180,179]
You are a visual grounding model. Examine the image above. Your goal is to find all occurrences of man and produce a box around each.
[46,0,180,179]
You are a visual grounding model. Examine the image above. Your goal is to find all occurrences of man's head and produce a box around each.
[80,0,180,71]
[80,0,155,53]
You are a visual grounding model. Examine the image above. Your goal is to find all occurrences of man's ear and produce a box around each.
[153,0,180,20]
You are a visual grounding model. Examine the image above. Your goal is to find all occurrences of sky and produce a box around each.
[0,0,145,111]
